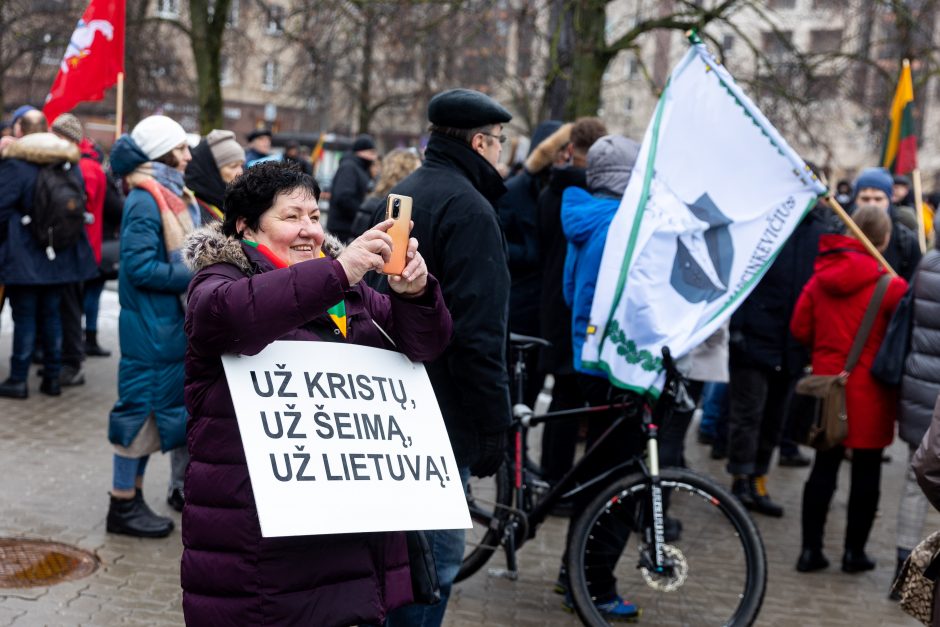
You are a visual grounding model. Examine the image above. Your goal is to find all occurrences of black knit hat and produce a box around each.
[352,134,376,152]
[428,89,512,129]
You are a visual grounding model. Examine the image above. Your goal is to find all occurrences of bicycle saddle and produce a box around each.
[509,333,552,350]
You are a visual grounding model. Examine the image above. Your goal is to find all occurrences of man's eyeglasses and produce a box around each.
[478,132,507,144]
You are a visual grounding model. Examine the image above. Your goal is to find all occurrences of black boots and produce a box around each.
[796,548,829,572]
[39,377,61,396]
[106,490,174,538]
[732,475,784,517]
[842,548,876,573]
[0,378,28,399]
[84,331,111,357]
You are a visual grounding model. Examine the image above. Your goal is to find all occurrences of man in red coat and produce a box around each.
[791,204,908,574]
[51,113,108,384]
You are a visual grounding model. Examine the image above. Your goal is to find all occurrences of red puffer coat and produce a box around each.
[790,234,908,449]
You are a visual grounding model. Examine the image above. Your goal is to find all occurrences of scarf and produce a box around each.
[242,241,348,337]
[151,161,186,196]
[133,176,195,262]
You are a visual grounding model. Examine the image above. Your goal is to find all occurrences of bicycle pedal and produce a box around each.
[486,567,519,581]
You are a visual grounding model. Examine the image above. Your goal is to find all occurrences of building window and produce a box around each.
[722,34,735,52]
[761,30,793,58]
[768,0,796,8]
[227,0,239,26]
[156,0,180,19]
[220,56,232,86]
[266,5,284,35]
[262,60,279,90]
[809,29,842,54]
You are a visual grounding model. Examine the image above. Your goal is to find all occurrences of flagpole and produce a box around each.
[912,168,928,253]
[114,71,124,141]
[824,195,899,277]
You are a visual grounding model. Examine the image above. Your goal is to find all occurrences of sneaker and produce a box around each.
[563,593,640,621]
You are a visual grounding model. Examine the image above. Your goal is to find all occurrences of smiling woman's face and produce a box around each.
[238,187,324,266]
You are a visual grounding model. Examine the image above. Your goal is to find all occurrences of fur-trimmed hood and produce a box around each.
[183,221,344,274]
[3,132,80,164]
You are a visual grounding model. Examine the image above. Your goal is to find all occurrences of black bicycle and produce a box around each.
[459,334,767,626]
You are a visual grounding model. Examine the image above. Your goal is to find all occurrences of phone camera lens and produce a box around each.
[392,197,401,219]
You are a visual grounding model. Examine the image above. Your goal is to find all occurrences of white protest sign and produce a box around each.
[221,340,471,537]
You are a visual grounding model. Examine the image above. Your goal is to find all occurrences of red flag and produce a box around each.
[43,0,125,123]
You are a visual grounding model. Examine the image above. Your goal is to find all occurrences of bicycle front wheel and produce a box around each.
[567,467,766,626]
[456,460,512,583]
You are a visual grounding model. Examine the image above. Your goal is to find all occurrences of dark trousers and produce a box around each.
[801,445,883,553]
[564,374,644,599]
[60,282,84,370]
[727,365,791,476]
[540,372,586,483]
[7,285,62,381]
[658,379,705,469]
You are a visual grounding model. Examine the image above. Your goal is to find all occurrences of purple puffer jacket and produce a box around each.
[180,224,453,627]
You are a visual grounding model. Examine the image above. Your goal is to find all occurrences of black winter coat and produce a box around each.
[368,133,511,467]
[497,168,546,336]
[900,248,940,446]
[884,206,922,282]
[536,166,587,373]
[730,204,831,376]
[329,154,372,238]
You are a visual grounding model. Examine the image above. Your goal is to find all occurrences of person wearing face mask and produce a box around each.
[105,115,196,536]
[179,161,452,626]
[185,129,245,223]
[329,133,378,243]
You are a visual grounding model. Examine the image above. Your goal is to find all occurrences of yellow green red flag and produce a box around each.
[881,60,917,175]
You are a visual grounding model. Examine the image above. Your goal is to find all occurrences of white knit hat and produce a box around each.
[131,115,187,160]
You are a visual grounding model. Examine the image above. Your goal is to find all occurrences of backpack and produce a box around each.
[22,160,87,260]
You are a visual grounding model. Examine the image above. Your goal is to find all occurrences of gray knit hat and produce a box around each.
[51,113,83,144]
[206,129,245,168]
[586,135,640,197]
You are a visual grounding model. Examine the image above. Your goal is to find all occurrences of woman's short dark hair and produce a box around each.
[222,161,321,238]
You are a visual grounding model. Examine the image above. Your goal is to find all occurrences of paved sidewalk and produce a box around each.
[0,290,929,625]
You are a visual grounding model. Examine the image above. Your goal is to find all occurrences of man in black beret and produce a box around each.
[328,133,378,242]
[375,89,512,627]
[244,128,272,164]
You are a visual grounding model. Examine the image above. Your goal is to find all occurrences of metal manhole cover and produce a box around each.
[0,539,98,587]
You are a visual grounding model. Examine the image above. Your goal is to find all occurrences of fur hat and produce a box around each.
[131,115,187,160]
[206,129,245,168]
[51,113,83,144]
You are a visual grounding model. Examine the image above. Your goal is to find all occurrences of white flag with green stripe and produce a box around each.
[581,37,826,396]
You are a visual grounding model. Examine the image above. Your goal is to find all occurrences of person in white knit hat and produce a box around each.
[104,114,195,537]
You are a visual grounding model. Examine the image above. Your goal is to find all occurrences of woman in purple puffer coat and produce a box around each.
[180,161,452,626]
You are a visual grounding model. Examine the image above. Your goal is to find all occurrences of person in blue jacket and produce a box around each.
[558,134,641,620]
[106,115,195,538]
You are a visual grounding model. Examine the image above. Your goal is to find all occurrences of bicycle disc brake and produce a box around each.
[639,544,688,592]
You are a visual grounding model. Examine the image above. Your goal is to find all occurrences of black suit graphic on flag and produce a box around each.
[670,192,734,304]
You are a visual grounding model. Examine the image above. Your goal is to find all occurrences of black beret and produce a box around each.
[247,128,272,142]
[428,88,512,129]
[352,134,376,151]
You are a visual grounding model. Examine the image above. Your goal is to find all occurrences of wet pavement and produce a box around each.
[0,288,929,625]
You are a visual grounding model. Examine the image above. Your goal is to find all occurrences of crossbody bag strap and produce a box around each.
[844,274,892,373]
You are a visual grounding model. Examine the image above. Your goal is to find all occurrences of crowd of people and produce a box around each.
[3,86,940,625]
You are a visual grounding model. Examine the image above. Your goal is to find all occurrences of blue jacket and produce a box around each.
[561,187,620,376]
[109,187,192,450]
[0,157,97,285]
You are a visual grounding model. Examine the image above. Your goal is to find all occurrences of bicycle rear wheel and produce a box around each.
[567,467,766,626]
[456,461,512,582]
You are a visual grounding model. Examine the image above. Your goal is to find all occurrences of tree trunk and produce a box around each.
[542,0,574,120]
[189,0,231,134]
[567,0,609,118]
[357,16,375,134]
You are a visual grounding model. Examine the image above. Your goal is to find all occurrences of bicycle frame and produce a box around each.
[491,347,688,580]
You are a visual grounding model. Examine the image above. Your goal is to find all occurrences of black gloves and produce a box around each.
[470,429,508,478]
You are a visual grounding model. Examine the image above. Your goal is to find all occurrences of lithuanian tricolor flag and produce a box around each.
[881,59,918,175]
